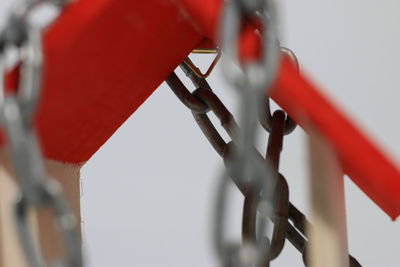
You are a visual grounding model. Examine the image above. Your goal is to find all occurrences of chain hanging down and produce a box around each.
[219,0,280,186]
[0,1,82,267]
[219,0,283,266]
[165,50,361,266]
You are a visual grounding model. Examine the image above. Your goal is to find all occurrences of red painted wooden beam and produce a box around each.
[177,0,400,219]
[6,0,203,162]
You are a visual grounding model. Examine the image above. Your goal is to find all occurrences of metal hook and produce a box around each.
[183,48,221,78]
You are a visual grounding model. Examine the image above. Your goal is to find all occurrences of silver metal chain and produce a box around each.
[217,0,280,266]
[220,0,280,180]
[0,1,82,266]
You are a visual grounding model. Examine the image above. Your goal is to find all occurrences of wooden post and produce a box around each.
[37,160,83,263]
[0,150,82,267]
[307,130,349,267]
[0,168,34,267]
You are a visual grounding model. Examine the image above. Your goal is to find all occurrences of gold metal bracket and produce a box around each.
[184,48,221,78]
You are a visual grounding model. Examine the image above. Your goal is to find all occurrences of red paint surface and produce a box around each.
[6,0,203,162]
[177,0,400,219]
[4,0,400,219]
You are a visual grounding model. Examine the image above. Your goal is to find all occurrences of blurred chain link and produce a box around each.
[219,0,280,187]
[220,0,283,265]
[0,1,82,266]
[217,1,282,264]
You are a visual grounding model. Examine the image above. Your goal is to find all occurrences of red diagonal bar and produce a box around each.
[177,0,400,219]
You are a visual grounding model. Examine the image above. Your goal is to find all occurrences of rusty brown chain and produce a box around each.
[165,58,361,267]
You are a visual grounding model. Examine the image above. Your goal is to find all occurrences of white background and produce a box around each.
[3,0,400,266]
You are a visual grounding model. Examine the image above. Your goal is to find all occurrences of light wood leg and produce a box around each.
[307,131,349,267]
[37,160,83,263]
[0,169,35,267]
[0,151,82,267]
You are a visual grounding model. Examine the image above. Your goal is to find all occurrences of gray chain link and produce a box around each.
[218,0,280,265]
[0,1,82,266]
[220,0,281,180]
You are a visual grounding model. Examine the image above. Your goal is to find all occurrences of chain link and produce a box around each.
[220,0,280,91]
[0,1,82,266]
[220,0,280,188]
[258,46,298,135]
[219,1,281,265]
[166,55,361,266]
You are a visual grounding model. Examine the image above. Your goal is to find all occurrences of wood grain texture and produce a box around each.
[307,131,349,267]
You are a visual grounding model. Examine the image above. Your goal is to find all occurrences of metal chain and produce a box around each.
[220,0,280,91]
[219,0,280,188]
[258,47,297,135]
[0,1,83,267]
[219,1,282,265]
[165,55,361,266]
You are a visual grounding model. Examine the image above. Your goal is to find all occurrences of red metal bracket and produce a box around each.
[4,0,400,219]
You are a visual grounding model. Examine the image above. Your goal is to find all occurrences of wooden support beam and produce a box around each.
[37,160,83,263]
[0,168,34,267]
[307,130,349,267]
